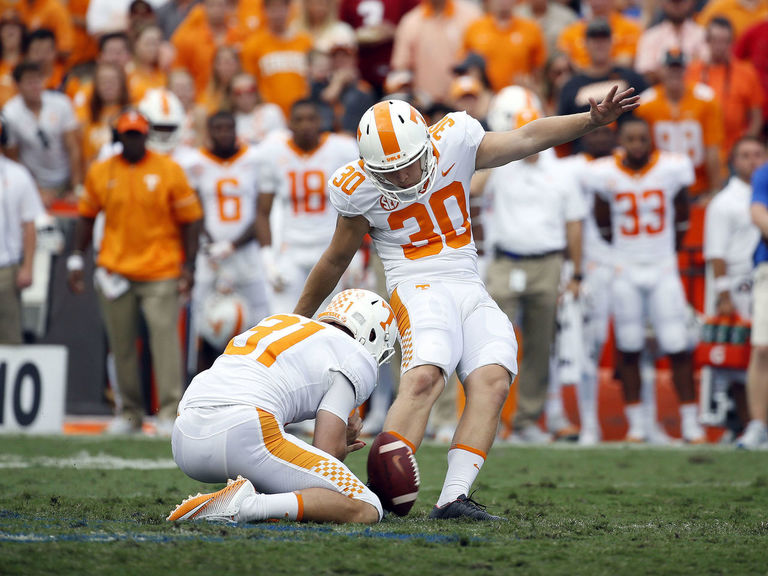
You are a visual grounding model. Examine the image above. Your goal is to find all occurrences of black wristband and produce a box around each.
[573,273,584,282]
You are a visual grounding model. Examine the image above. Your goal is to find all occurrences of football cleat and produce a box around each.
[167,476,255,522]
[428,493,506,521]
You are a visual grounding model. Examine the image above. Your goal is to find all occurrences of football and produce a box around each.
[366,431,420,516]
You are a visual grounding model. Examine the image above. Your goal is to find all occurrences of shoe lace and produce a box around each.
[463,491,488,511]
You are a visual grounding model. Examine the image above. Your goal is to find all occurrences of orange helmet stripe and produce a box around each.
[161,91,170,115]
[373,102,400,156]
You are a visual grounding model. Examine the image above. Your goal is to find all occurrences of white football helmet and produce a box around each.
[138,88,185,153]
[199,291,250,349]
[317,289,398,366]
[357,100,437,204]
[487,86,544,132]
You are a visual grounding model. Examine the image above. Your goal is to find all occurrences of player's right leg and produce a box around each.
[383,282,463,451]
[611,270,647,441]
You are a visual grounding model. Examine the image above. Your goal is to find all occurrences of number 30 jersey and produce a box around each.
[587,150,694,264]
[329,112,485,294]
[178,314,377,426]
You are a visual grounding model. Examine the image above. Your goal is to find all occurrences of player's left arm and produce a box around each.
[475,85,639,170]
[314,374,364,462]
[673,186,690,251]
[705,145,722,196]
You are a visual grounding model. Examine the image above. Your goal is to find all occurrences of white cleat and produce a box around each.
[578,427,600,446]
[736,420,768,450]
[682,420,707,445]
[167,476,255,522]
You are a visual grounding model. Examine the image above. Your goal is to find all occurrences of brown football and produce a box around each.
[366,431,420,516]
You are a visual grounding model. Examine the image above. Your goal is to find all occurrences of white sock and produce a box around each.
[578,362,599,431]
[640,353,658,433]
[236,492,301,522]
[436,446,485,507]
[625,403,645,438]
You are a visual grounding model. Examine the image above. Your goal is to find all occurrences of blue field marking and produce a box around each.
[0,510,479,544]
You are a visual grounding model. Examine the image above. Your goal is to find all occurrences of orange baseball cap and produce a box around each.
[116,110,150,134]
[450,75,482,100]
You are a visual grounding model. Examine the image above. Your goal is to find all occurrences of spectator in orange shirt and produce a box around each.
[696,0,768,40]
[67,109,203,436]
[127,24,168,104]
[557,0,641,69]
[241,0,313,118]
[171,0,245,97]
[0,12,25,107]
[635,50,724,198]
[77,63,131,171]
[461,0,547,93]
[17,0,74,59]
[687,17,764,156]
[67,0,98,69]
[25,28,65,91]
[198,44,241,114]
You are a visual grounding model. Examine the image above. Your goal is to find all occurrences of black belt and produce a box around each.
[494,248,563,261]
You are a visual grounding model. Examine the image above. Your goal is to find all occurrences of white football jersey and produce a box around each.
[329,112,484,294]
[560,153,613,266]
[588,151,694,264]
[183,146,277,243]
[263,131,358,263]
[179,314,377,425]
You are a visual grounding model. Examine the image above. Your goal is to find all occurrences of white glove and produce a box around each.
[207,240,234,262]
[259,245,286,292]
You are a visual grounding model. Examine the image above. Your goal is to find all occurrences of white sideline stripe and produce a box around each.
[378,441,408,454]
[0,452,177,470]
[390,492,418,505]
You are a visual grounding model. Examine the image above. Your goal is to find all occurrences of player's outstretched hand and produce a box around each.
[588,85,640,126]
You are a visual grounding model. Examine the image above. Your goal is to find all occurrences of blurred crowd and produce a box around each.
[1,0,767,446]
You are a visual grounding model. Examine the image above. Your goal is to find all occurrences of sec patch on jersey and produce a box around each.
[367,431,421,516]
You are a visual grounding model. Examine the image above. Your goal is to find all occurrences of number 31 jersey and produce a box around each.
[587,150,694,264]
[329,111,485,294]
[179,314,377,425]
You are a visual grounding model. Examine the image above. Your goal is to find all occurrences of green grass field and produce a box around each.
[1,435,767,576]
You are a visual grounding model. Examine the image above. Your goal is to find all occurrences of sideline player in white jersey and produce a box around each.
[255,99,360,314]
[294,86,639,520]
[558,125,617,445]
[183,111,276,370]
[592,116,706,443]
[703,137,765,442]
[167,289,397,524]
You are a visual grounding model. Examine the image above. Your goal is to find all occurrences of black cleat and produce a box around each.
[428,493,506,521]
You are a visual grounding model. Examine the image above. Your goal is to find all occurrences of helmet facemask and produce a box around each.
[363,143,437,205]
